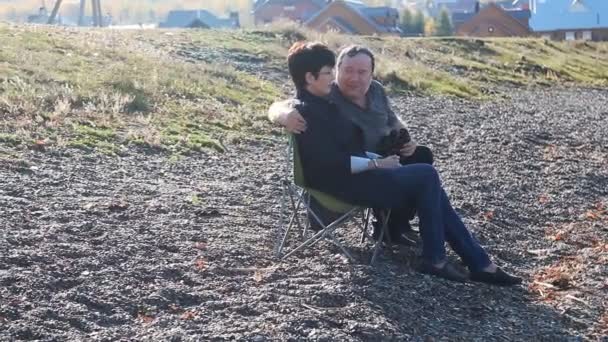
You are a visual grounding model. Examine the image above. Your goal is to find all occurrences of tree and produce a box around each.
[413,10,425,35]
[435,7,452,36]
[424,16,436,36]
[399,8,413,35]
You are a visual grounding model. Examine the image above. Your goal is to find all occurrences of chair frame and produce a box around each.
[275,135,391,265]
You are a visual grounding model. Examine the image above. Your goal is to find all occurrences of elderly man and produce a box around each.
[269,45,433,245]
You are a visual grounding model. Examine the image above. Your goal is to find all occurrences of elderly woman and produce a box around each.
[287,41,521,285]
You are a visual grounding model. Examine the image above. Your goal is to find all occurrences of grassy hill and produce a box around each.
[1,23,607,156]
[1,23,607,340]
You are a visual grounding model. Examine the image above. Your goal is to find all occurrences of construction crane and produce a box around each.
[47,0,105,27]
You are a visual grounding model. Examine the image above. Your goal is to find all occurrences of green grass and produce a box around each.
[0,133,23,146]
[1,23,607,155]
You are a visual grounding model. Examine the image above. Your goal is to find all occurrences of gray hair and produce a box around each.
[336,45,375,72]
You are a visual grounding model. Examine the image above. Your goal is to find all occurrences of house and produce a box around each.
[305,0,400,35]
[455,2,531,37]
[159,10,239,29]
[529,0,608,41]
[74,15,112,27]
[428,0,478,16]
[493,0,530,11]
[253,0,327,25]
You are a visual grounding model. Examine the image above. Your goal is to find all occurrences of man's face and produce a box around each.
[336,53,373,101]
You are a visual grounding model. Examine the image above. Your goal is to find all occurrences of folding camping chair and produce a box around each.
[275,134,391,265]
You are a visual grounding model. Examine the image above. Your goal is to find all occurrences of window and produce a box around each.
[565,31,575,40]
[582,31,592,40]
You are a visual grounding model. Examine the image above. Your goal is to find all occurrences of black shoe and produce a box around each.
[401,222,420,243]
[372,222,416,246]
[372,221,416,246]
[387,234,417,246]
[470,267,522,286]
[418,261,467,283]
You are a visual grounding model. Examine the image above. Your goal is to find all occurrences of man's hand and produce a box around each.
[399,141,417,157]
[376,155,401,169]
[282,109,307,134]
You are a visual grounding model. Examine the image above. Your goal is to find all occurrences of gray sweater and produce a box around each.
[329,81,405,152]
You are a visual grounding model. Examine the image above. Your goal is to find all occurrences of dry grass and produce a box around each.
[0,24,282,154]
[2,23,608,154]
[529,200,607,335]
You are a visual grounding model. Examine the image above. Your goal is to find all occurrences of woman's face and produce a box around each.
[306,66,335,97]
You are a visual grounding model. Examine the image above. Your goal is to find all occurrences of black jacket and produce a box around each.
[294,89,367,196]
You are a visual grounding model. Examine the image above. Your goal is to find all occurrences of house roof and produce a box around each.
[320,16,357,33]
[456,2,530,34]
[494,0,528,10]
[160,10,237,29]
[508,8,531,23]
[452,4,530,29]
[530,0,608,31]
[253,0,327,11]
[305,0,398,34]
[359,6,399,18]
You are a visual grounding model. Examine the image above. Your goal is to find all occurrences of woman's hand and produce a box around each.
[376,155,401,169]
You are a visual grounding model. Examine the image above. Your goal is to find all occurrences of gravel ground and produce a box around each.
[1,87,607,341]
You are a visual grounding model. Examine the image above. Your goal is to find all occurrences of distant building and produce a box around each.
[76,14,112,27]
[305,0,400,35]
[455,2,531,37]
[159,10,240,29]
[428,0,478,17]
[253,0,327,25]
[529,0,608,41]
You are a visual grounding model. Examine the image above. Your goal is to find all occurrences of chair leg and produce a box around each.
[360,208,372,244]
[277,187,306,257]
[370,209,391,265]
[327,231,355,261]
[289,186,306,233]
[281,207,358,261]
[276,182,287,258]
[303,193,311,237]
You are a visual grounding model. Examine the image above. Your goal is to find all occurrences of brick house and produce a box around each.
[455,2,531,37]
[305,0,400,35]
[529,0,608,41]
[253,0,327,25]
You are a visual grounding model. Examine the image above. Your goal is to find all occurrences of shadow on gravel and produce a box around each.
[326,243,583,341]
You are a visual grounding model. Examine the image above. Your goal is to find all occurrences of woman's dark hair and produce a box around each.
[337,45,375,72]
[287,41,336,90]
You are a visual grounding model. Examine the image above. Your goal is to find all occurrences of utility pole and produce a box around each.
[78,0,86,26]
[47,0,63,25]
[91,0,99,26]
[49,0,105,27]
[95,0,104,27]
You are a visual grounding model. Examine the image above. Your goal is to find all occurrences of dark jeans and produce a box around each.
[344,164,491,271]
[382,145,434,237]
[312,145,433,233]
